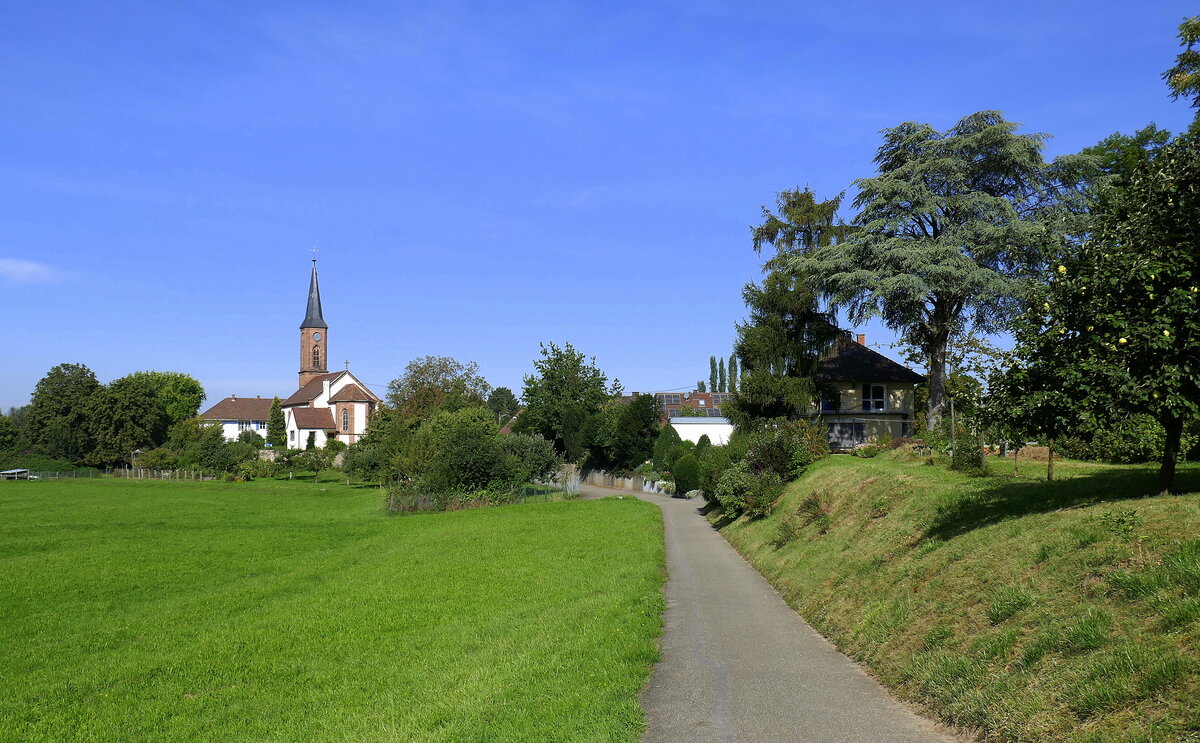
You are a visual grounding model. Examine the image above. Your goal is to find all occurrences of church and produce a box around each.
[201,261,381,448]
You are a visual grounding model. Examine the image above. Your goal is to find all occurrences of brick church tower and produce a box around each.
[299,259,329,387]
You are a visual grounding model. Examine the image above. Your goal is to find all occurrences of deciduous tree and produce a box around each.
[792,112,1090,430]
[516,342,619,459]
[1164,15,1200,108]
[23,363,101,462]
[991,128,1200,493]
[386,356,490,421]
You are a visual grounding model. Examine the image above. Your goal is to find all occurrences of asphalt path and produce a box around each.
[579,484,961,743]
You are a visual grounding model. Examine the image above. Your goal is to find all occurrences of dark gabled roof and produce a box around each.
[282,372,340,406]
[328,383,373,402]
[292,407,336,430]
[813,338,925,384]
[200,397,274,421]
[301,260,327,329]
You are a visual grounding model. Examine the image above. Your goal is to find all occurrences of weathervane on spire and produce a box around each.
[310,246,319,263]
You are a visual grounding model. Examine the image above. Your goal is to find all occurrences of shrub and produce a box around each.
[745,471,784,517]
[137,447,179,469]
[499,433,561,482]
[852,443,884,458]
[694,434,712,460]
[950,433,986,472]
[665,442,691,472]
[713,460,783,518]
[698,446,734,497]
[714,461,757,518]
[771,519,799,549]
[401,408,525,494]
[652,425,682,470]
[744,419,829,479]
[672,453,700,494]
[237,430,265,448]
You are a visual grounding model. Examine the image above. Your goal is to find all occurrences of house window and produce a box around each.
[237,420,252,431]
[289,430,295,442]
[821,394,838,413]
[312,347,321,368]
[862,384,886,412]
[254,420,266,430]
[342,410,349,432]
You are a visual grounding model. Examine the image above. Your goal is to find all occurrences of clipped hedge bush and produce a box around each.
[673,453,700,494]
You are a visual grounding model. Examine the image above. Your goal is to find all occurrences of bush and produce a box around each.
[851,443,884,458]
[744,419,829,479]
[499,433,561,482]
[950,432,986,472]
[652,425,682,471]
[714,460,758,518]
[415,408,520,493]
[237,430,265,448]
[694,434,712,460]
[713,460,784,518]
[698,446,735,497]
[673,453,700,494]
[665,442,691,472]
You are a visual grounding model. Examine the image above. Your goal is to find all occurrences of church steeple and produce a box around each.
[299,259,329,386]
[301,259,328,329]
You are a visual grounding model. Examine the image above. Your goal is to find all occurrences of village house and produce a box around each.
[648,333,923,450]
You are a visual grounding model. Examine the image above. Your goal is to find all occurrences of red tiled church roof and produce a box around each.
[291,407,336,430]
[282,373,340,406]
[201,397,273,421]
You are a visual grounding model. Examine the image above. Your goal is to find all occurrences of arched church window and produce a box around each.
[313,347,321,369]
[342,410,349,432]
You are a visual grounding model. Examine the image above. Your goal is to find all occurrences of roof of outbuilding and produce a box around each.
[291,407,336,430]
[200,397,274,421]
[814,338,925,384]
[328,383,374,403]
[282,373,340,406]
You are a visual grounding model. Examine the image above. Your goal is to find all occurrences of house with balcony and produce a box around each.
[647,333,923,450]
[811,334,924,449]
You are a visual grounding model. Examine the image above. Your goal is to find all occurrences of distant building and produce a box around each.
[668,416,735,446]
[199,396,273,442]
[200,260,381,448]
[646,333,923,450]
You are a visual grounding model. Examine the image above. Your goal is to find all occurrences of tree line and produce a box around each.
[715,17,1200,493]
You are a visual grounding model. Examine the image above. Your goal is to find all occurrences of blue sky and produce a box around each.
[3,0,1197,410]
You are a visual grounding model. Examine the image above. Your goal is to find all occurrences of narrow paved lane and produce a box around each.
[580,485,959,743]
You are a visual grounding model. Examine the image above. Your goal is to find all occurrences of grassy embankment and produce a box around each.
[718,452,1200,743]
[0,477,664,742]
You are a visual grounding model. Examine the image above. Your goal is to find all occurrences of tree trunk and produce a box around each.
[1157,416,1183,495]
[1047,439,1054,482]
[926,344,947,432]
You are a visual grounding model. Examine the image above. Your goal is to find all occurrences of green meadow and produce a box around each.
[0,478,664,743]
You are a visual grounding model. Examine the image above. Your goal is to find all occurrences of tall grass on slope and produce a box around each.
[0,478,664,743]
[718,454,1200,743]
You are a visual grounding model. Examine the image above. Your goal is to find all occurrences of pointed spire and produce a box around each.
[301,259,328,329]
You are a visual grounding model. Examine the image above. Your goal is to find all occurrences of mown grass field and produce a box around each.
[717,453,1200,743]
[0,478,664,742]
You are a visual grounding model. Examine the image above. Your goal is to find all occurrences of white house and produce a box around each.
[200,396,273,442]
